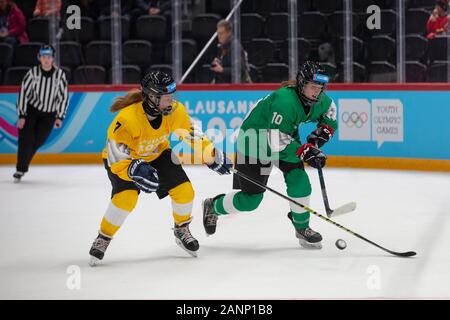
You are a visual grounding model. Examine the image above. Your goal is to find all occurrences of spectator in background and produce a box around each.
[33,0,61,18]
[210,20,251,83]
[0,0,28,45]
[317,42,337,81]
[135,0,171,16]
[98,0,141,23]
[68,0,100,19]
[426,0,448,39]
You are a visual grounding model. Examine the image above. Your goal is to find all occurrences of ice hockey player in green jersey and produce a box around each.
[202,61,338,249]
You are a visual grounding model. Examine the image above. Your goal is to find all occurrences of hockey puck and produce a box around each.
[335,239,347,250]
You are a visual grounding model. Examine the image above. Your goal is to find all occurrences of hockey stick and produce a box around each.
[231,168,416,257]
[317,165,356,218]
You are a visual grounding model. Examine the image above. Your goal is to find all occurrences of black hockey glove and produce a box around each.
[128,159,159,193]
[296,143,326,169]
[307,124,334,148]
[207,149,232,175]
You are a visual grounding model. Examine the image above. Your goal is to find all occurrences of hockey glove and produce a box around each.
[128,159,159,193]
[296,143,327,169]
[307,124,334,148]
[207,149,232,175]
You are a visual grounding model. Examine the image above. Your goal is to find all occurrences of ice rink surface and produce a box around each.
[0,165,449,299]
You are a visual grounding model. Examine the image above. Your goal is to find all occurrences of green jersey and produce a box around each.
[237,86,337,163]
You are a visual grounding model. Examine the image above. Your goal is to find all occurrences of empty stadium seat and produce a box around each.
[372,10,397,37]
[406,9,430,35]
[368,61,397,82]
[73,65,106,84]
[298,12,327,40]
[27,17,50,43]
[405,35,428,61]
[206,1,231,17]
[60,66,72,84]
[192,14,221,43]
[261,63,289,82]
[241,14,264,41]
[335,37,365,63]
[279,38,311,64]
[311,0,343,13]
[98,16,130,41]
[61,17,96,44]
[336,62,367,82]
[59,41,83,69]
[246,38,276,67]
[4,66,30,85]
[85,41,112,67]
[426,62,450,82]
[135,15,167,42]
[328,12,359,38]
[429,36,449,62]
[411,0,437,9]
[13,42,43,67]
[0,43,13,70]
[164,39,197,66]
[109,65,141,84]
[266,13,288,41]
[405,61,427,82]
[123,40,152,68]
[368,35,396,63]
[146,64,173,77]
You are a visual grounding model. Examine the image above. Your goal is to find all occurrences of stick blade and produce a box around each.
[329,202,357,217]
[395,251,417,257]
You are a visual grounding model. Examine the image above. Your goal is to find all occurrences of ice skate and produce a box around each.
[13,171,25,183]
[202,197,219,236]
[288,212,322,249]
[173,218,199,257]
[89,232,112,266]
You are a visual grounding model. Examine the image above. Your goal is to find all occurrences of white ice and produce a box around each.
[0,165,449,299]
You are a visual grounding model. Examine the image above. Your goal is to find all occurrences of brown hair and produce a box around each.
[110,89,143,112]
[281,80,297,88]
[217,19,232,32]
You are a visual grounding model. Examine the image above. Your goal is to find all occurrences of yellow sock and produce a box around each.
[169,182,194,225]
[100,190,138,237]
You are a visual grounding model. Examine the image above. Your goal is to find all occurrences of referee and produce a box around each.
[13,44,69,182]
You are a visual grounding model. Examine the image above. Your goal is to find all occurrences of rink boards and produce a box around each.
[0,83,449,171]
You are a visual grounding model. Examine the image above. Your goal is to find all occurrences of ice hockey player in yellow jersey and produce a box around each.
[89,71,232,266]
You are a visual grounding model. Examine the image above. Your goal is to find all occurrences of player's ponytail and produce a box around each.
[281,80,297,88]
[110,89,143,112]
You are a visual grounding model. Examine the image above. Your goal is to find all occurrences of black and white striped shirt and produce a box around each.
[17,66,69,120]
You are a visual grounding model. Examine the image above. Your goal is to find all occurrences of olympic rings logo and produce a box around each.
[341,112,368,128]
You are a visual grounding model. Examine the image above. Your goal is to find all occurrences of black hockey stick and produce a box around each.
[317,165,356,217]
[231,168,416,257]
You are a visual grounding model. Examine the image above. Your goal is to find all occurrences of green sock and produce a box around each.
[290,211,310,229]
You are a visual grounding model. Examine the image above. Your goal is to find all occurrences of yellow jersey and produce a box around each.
[102,100,214,181]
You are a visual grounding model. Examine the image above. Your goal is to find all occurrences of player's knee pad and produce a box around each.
[285,169,312,198]
[111,189,139,212]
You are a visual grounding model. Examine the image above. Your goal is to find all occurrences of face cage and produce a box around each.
[143,92,177,117]
[298,80,326,107]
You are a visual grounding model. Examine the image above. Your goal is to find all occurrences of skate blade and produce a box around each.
[298,239,322,250]
[13,178,21,184]
[175,239,198,257]
[89,256,101,267]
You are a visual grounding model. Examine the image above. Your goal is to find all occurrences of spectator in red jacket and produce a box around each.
[0,0,28,45]
[33,0,61,18]
[426,0,449,39]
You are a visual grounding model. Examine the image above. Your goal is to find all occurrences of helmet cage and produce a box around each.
[141,74,177,117]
